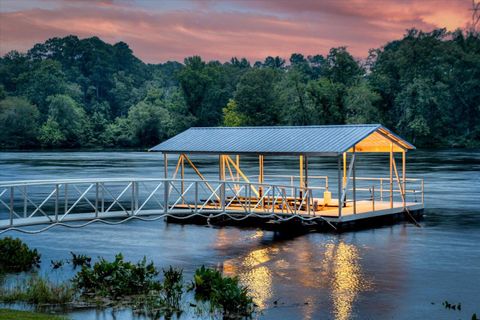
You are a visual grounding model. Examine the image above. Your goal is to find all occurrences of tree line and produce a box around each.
[0,29,479,149]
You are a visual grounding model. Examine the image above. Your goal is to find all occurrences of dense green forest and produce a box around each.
[1,29,479,149]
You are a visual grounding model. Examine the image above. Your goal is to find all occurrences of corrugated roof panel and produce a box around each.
[149,124,414,155]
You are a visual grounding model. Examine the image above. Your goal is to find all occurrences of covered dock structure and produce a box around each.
[0,124,424,232]
[150,124,424,227]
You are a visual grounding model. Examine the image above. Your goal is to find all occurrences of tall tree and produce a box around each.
[39,94,88,147]
[17,60,68,114]
[325,47,363,86]
[233,68,281,126]
[344,81,381,124]
[0,97,39,148]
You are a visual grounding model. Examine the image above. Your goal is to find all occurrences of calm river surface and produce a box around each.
[0,150,479,320]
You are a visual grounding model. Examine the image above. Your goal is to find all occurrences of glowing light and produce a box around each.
[328,242,372,320]
[222,247,274,309]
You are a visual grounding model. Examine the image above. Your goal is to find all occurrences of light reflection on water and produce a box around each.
[219,233,372,320]
[0,150,479,319]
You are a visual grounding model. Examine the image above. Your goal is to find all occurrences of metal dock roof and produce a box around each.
[150,124,415,156]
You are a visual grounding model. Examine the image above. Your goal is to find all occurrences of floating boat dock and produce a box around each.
[0,125,424,233]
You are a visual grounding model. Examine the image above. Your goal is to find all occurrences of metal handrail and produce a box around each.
[0,175,424,230]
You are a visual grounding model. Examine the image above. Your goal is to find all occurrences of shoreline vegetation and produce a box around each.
[0,237,256,320]
[0,29,479,151]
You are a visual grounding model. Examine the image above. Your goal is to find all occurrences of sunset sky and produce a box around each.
[0,0,474,63]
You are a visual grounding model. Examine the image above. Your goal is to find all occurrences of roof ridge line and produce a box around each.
[189,124,382,130]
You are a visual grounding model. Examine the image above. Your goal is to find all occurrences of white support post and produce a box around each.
[304,155,309,188]
[304,155,309,212]
[64,184,68,214]
[181,155,185,204]
[131,181,135,215]
[390,143,393,209]
[23,185,27,218]
[95,182,98,218]
[219,154,225,211]
[163,153,168,213]
[402,150,406,208]
[353,146,356,214]
[56,184,60,222]
[337,156,342,218]
[299,155,304,188]
[194,181,198,213]
[9,187,13,226]
[259,154,264,208]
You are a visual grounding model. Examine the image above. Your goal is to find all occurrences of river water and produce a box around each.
[0,150,479,320]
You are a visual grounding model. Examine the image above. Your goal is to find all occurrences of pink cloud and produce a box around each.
[0,0,472,63]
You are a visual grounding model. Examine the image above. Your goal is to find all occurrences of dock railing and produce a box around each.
[0,178,318,229]
[0,176,423,229]
[342,177,424,212]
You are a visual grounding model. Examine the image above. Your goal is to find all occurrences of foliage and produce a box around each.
[0,30,479,149]
[38,118,66,147]
[51,260,64,270]
[161,266,184,311]
[69,252,91,269]
[39,95,88,148]
[72,253,160,298]
[234,68,280,126]
[304,78,344,124]
[190,266,255,319]
[222,99,246,127]
[0,275,74,305]
[0,308,69,320]
[325,47,363,86]
[442,300,461,310]
[0,237,41,273]
[344,81,381,124]
[133,267,184,319]
[0,97,39,148]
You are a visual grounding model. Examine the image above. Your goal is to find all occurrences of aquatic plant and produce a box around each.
[69,252,91,268]
[0,237,41,272]
[134,267,184,319]
[162,266,184,311]
[0,275,74,305]
[190,266,255,319]
[72,253,160,298]
[191,266,223,299]
[442,300,461,310]
[51,259,64,270]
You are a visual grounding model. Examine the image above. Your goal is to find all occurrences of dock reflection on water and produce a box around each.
[215,229,373,319]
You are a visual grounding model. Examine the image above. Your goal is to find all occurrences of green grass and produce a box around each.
[0,308,68,320]
[0,275,74,305]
